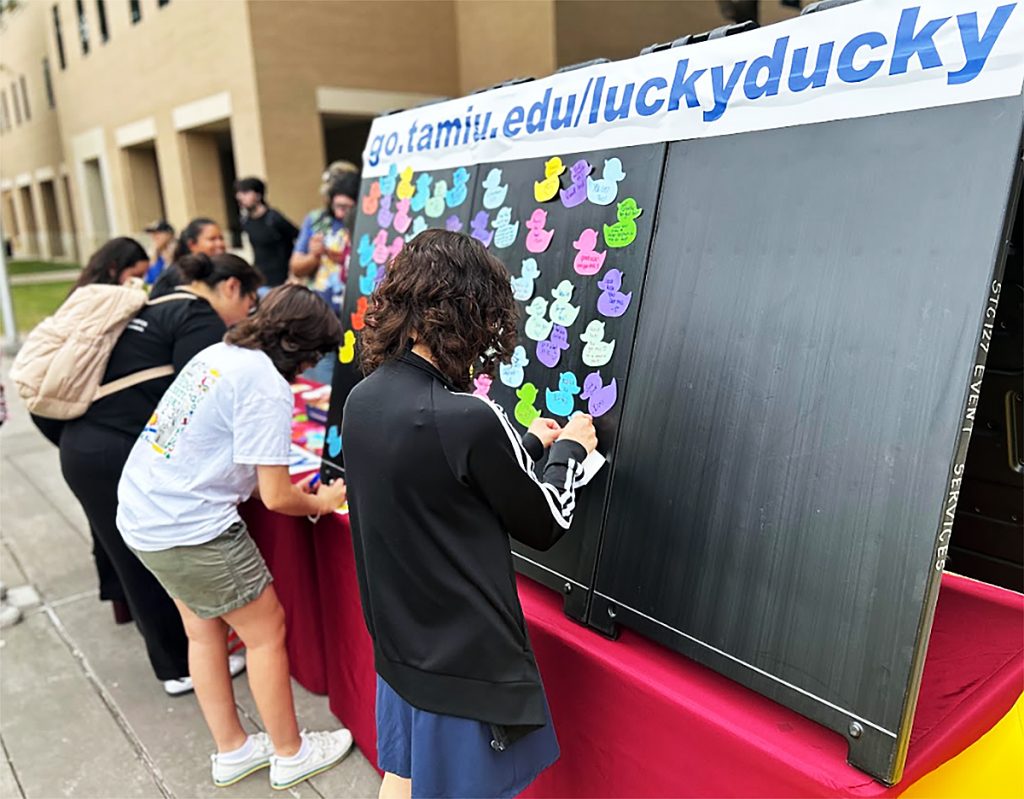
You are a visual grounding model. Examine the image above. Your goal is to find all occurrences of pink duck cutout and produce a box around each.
[537,324,570,368]
[389,235,404,261]
[596,269,632,318]
[371,230,390,265]
[587,157,626,206]
[511,258,541,302]
[560,159,592,209]
[361,182,381,215]
[548,280,580,327]
[572,228,607,276]
[581,371,618,417]
[525,209,554,254]
[473,373,493,399]
[395,167,415,201]
[376,194,394,229]
[580,320,616,367]
[393,198,412,234]
[470,211,492,247]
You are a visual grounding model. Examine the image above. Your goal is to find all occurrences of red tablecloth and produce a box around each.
[251,507,1022,796]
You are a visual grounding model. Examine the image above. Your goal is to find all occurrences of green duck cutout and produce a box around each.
[514,382,541,427]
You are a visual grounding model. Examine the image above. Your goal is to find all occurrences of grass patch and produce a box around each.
[7,260,80,276]
[6,281,74,334]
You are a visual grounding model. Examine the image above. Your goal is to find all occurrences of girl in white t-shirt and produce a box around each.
[118,285,351,790]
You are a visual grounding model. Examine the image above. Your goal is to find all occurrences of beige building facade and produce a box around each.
[0,0,797,263]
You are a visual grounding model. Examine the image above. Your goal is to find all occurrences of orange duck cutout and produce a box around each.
[534,157,565,203]
[525,209,554,254]
[361,182,381,215]
[351,296,368,331]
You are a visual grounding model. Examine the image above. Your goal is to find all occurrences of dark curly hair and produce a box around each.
[225,284,342,382]
[360,229,518,391]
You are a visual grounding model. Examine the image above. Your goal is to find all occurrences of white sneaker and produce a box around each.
[0,603,21,629]
[211,732,273,787]
[163,652,247,696]
[269,729,353,790]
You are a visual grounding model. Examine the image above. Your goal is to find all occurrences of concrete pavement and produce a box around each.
[0,395,381,799]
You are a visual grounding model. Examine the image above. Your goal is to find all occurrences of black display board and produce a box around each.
[588,95,1024,785]
[462,145,666,620]
[321,164,480,480]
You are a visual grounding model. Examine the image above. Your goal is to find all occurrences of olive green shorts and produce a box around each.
[131,521,273,619]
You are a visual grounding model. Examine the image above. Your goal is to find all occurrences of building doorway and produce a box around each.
[122,141,167,237]
[39,179,65,257]
[321,114,373,170]
[179,121,240,248]
[82,158,112,253]
[18,185,39,256]
[62,174,80,262]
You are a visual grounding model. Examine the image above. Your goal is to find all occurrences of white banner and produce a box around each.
[362,0,1024,177]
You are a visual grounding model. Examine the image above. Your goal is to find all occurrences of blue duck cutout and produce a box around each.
[491,207,519,249]
[545,371,581,418]
[446,167,470,208]
[511,258,541,302]
[499,345,529,388]
[580,319,616,367]
[326,425,343,458]
[549,280,580,327]
[524,297,553,341]
[357,234,373,268]
[587,157,626,206]
[359,263,379,296]
[482,168,508,210]
[411,173,432,213]
[406,216,428,242]
[379,164,399,197]
[425,181,447,219]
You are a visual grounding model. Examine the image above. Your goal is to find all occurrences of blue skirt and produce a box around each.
[376,675,560,799]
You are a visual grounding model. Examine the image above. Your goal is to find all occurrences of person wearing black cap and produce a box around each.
[144,220,176,285]
[235,177,300,288]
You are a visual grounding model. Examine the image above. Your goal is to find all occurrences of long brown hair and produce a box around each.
[360,230,518,391]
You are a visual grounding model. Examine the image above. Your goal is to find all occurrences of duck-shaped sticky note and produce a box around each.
[524,297,553,342]
[359,263,379,296]
[587,157,626,206]
[596,269,632,318]
[514,382,541,428]
[338,330,356,364]
[580,320,616,367]
[406,216,428,242]
[572,228,606,276]
[388,235,404,261]
[482,168,508,210]
[425,181,447,219]
[525,209,554,254]
[377,194,394,229]
[411,173,432,213]
[445,215,463,233]
[446,167,469,208]
[549,280,580,327]
[473,373,493,399]
[603,198,642,249]
[470,210,492,247]
[581,371,618,418]
[396,167,415,201]
[537,324,569,368]
[546,371,581,418]
[361,182,381,215]
[379,164,399,197]
[357,233,374,268]
[534,156,565,203]
[499,345,529,388]
[393,198,412,234]
[560,159,592,209]
[351,296,368,331]
[491,207,519,249]
[326,425,342,458]
[371,230,390,265]
[510,258,541,302]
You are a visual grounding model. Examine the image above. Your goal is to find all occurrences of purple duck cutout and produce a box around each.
[596,269,632,318]
[470,211,492,247]
[560,159,592,209]
[580,371,618,417]
[445,215,463,233]
[376,194,394,229]
[536,324,570,368]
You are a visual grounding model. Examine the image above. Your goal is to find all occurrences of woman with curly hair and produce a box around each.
[116,285,353,790]
[342,230,598,799]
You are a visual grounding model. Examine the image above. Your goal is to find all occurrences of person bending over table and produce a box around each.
[343,230,599,799]
[115,286,352,791]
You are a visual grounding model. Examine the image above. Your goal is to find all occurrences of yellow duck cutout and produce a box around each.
[395,167,416,201]
[534,157,566,203]
[338,330,357,364]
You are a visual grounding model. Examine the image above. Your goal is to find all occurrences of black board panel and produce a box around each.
[590,96,1024,784]
[462,145,667,619]
[321,165,480,482]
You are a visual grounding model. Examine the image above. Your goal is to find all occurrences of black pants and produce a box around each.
[31,413,126,604]
[59,420,189,681]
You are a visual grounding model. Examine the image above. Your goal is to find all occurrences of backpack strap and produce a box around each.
[95,365,175,401]
[146,291,197,306]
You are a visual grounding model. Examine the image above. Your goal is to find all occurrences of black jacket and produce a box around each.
[343,351,586,733]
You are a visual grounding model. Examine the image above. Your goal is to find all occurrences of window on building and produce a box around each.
[42,58,56,109]
[10,82,21,125]
[19,76,30,121]
[52,5,67,70]
[96,0,109,42]
[75,0,90,55]
[129,0,141,24]
[0,91,10,132]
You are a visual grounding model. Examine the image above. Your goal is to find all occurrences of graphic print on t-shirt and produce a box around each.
[141,357,221,458]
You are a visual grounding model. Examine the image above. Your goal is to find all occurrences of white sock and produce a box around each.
[275,737,310,764]
[218,735,256,764]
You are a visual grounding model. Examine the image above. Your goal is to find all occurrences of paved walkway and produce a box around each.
[0,396,381,798]
[8,269,81,286]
